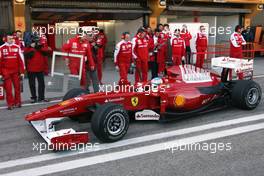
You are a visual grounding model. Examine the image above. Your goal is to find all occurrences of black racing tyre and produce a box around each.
[91,103,129,142]
[231,80,262,110]
[63,88,89,121]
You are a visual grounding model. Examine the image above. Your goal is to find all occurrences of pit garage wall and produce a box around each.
[216,15,240,44]
[251,12,264,26]
[98,17,143,56]
[54,17,143,57]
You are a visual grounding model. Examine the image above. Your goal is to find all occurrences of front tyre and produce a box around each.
[231,80,262,110]
[91,103,129,142]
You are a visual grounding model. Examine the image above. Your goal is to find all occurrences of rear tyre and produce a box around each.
[91,103,129,142]
[63,88,89,121]
[231,80,262,110]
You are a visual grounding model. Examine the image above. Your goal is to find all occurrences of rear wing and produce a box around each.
[211,57,253,72]
[211,57,254,80]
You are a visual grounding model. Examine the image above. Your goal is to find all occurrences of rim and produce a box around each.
[106,113,126,136]
[246,87,259,105]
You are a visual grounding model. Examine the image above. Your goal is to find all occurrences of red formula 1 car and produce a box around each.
[25,63,262,149]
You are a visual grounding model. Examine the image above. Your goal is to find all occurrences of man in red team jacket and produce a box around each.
[195,25,208,68]
[230,25,246,58]
[114,32,132,85]
[180,24,192,64]
[24,35,52,103]
[0,33,25,110]
[132,28,149,83]
[171,29,186,66]
[97,29,107,59]
[230,25,246,80]
[157,32,167,74]
[62,31,96,88]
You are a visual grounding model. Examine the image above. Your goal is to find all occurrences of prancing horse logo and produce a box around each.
[131,97,139,107]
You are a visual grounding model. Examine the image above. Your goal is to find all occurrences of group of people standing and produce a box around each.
[0,23,247,110]
[114,24,208,85]
[0,30,52,110]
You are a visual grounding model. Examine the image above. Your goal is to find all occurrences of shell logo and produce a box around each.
[174,95,185,107]
[59,100,71,106]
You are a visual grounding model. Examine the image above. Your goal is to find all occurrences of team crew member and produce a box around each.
[97,29,107,60]
[163,24,171,62]
[230,25,246,58]
[14,30,25,51]
[195,25,208,68]
[86,34,100,93]
[180,24,192,64]
[0,33,25,110]
[62,31,96,88]
[114,32,132,85]
[171,29,186,66]
[230,25,246,80]
[147,27,158,79]
[157,32,167,74]
[157,24,164,32]
[94,34,104,84]
[132,28,149,83]
[24,36,51,103]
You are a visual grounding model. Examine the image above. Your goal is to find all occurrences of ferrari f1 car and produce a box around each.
[25,57,262,148]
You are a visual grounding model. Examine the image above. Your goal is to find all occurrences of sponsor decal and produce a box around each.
[72,43,77,49]
[202,98,211,105]
[12,48,18,52]
[74,97,83,101]
[59,108,77,114]
[174,95,185,107]
[131,97,139,107]
[104,97,124,103]
[135,110,160,120]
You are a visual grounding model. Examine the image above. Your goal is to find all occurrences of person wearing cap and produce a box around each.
[171,29,186,66]
[62,29,96,88]
[24,33,51,103]
[0,32,25,110]
[180,24,192,64]
[132,28,149,83]
[194,25,208,68]
[114,32,132,85]
[230,25,246,59]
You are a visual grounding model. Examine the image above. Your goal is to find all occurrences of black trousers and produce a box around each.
[28,72,45,100]
[186,46,191,64]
